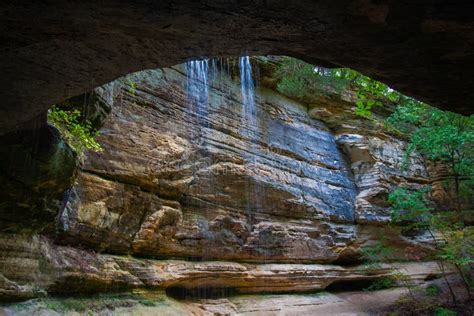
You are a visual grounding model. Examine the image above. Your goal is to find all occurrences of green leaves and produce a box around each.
[387,101,474,185]
[48,106,102,156]
[277,76,308,99]
[275,57,344,99]
[385,103,473,311]
[425,284,441,296]
[128,78,137,95]
[361,233,396,265]
[275,57,394,117]
[363,278,396,291]
[434,307,457,316]
[388,187,432,230]
[353,77,387,117]
[385,98,427,134]
[388,186,474,267]
[437,226,474,267]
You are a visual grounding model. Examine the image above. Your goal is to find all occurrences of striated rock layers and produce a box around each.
[59,65,352,261]
[0,234,450,301]
[0,59,442,305]
[57,62,432,264]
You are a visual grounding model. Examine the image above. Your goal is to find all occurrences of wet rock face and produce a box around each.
[58,65,359,262]
[0,124,77,233]
[55,60,436,264]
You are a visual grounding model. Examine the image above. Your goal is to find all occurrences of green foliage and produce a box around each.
[409,114,472,173]
[388,100,474,225]
[277,76,307,99]
[364,277,396,291]
[47,105,102,155]
[128,78,137,95]
[275,58,344,99]
[425,284,441,296]
[35,293,165,314]
[437,225,474,267]
[388,103,474,187]
[434,307,457,316]
[389,187,473,288]
[387,102,474,303]
[353,77,387,118]
[43,298,88,312]
[138,299,157,306]
[388,187,432,230]
[361,233,396,266]
[275,57,398,117]
[388,103,474,178]
[385,97,427,132]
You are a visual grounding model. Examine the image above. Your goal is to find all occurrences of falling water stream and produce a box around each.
[240,56,257,140]
[238,56,263,216]
[185,56,262,267]
[186,59,211,133]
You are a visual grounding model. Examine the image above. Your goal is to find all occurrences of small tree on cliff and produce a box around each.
[388,187,460,302]
[386,103,474,301]
[387,102,474,222]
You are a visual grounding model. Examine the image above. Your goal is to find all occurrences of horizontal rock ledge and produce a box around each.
[0,235,452,301]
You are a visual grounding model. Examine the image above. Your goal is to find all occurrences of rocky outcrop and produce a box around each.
[0,124,77,233]
[57,65,364,263]
[0,57,460,310]
[53,62,436,265]
[336,134,429,224]
[309,104,429,224]
[0,234,452,301]
[182,281,470,316]
[259,59,431,225]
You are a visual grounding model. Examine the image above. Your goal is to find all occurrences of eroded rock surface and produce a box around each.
[0,234,451,301]
[257,60,431,226]
[58,65,364,263]
[53,60,436,265]
[306,98,429,224]
[0,59,454,308]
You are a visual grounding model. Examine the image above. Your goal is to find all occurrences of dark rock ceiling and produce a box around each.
[1,0,473,134]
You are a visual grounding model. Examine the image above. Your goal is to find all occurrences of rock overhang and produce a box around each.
[1,0,474,135]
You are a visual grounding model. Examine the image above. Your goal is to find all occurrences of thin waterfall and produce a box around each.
[240,56,257,140]
[185,58,219,261]
[185,56,262,256]
[239,55,262,214]
[186,59,210,133]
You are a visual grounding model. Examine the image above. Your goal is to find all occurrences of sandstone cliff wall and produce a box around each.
[57,61,432,264]
[0,59,446,305]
